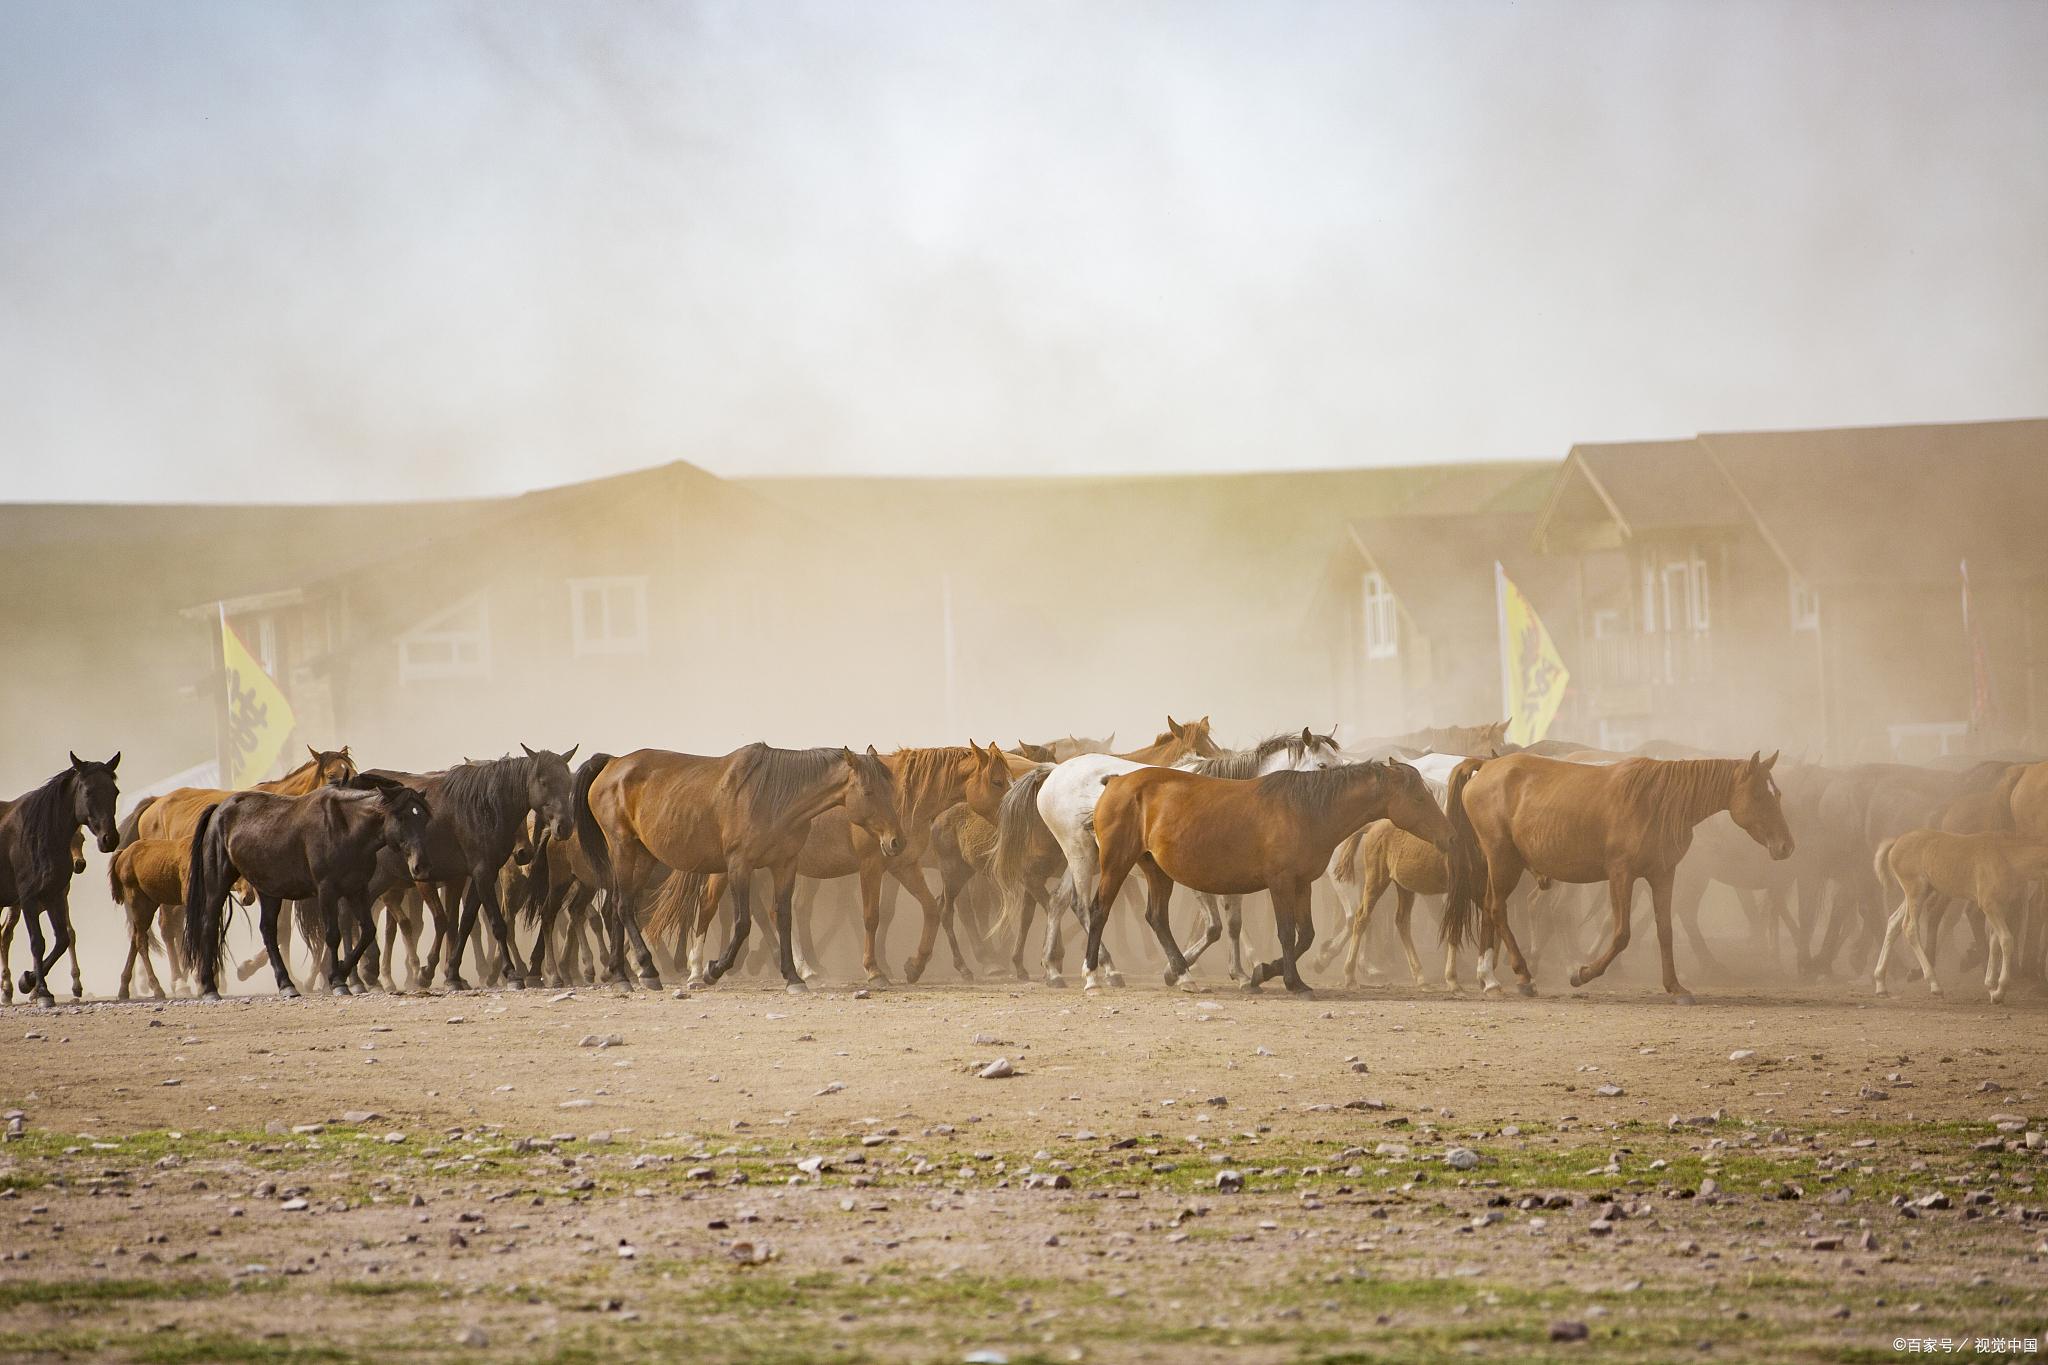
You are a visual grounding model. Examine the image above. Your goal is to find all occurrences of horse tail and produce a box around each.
[1872,837,1897,908]
[1438,758,1488,950]
[572,753,616,886]
[994,764,1053,887]
[644,871,704,949]
[108,843,127,908]
[116,795,156,850]
[183,803,232,993]
[1332,827,1364,885]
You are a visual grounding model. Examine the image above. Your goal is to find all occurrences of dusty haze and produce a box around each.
[2,1,2046,501]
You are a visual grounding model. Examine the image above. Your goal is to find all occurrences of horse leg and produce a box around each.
[1987,897,2017,1004]
[251,894,294,998]
[857,862,892,985]
[1039,873,1070,987]
[768,864,806,993]
[1872,889,1911,997]
[1673,876,1726,978]
[1136,859,1192,986]
[934,873,976,979]
[791,878,823,981]
[706,867,754,985]
[1392,885,1428,989]
[18,902,54,1005]
[1179,892,1226,974]
[0,906,13,1005]
[1486,862,1536,996]
[117,894,143,1001]
[1568,870,1636,990]
[1349,866,1392,989]
[135,898,168,1001]
[1646,871,1693,1002]
[896,864,948,985]
[1904,888,1943,996]
[470,861,524,989]
[1273,881,1314,995]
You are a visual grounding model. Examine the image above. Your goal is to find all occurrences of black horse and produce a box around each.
[184,776,433,999]
[366,745,578,991]
[0,753,119,1005]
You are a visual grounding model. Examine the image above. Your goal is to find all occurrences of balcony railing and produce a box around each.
[1583,630,1713,691]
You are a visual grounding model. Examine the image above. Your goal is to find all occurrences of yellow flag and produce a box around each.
[1496,563,1569,747]
[221,615,295,787]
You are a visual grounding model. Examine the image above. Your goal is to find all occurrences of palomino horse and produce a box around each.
[0,754,120,1005]
[0,829,87,1003]
[1034,729,1344,988]
[1873,829,2048,1003]
[1115,717,1221,764]
[1317,752,1465,988]
[1444,752,1793,1001]
[1089,759,1453,995]
[185,777,434,999]
[574,744,902,992]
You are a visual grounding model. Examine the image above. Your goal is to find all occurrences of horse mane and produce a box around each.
[1254,761,1390,819]
[889,747,975,822]
[1189,730,1335,779]
[1609,757,1743,845]
[720,744,854,828]
[438,755,530,835]
[10,769,78,894]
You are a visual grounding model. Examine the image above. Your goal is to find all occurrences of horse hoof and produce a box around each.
[637,976,663,991]
[1044,974,1068,990]
[1163,970,1181,987]
[506,977,526,991]
[1516,982,1537,998]
[785,981,809,995]
[865,975,892,989]
[1082,974,1104,993]
[1286,985,1316,998]
[1106,972,1127,988]
[32,994,56,1009]
[70,985,82,999]
[1240,980,1264,994]
[903,960,927,985]
[683,977,709,992]
[1568,968,1588,988]
[201,989,222,1003]
[1671,993,1697,1006]
[331,983,351,998]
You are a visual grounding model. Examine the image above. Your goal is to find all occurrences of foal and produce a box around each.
[1873,829,2048,1004]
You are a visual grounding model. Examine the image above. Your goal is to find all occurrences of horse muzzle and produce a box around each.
[551,817,575,840]
[96,830,119,855]
[406,854,432,880]
[880,835,905,859]
[1768,838,1795,862]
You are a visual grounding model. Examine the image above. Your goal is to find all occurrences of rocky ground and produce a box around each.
[2,977,2046,1363]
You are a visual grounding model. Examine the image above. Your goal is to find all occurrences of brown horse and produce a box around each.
[574,744,902,992]
[661,743,1013,986]
[0,754,121,1006]
[1015,734,1116,763]
[1444,752,1793,1001]
[132,746,358,847]
[1115,717,1221,765]
[107,837,195,999]
[1873,829,2048,1003]
[185,777,435,999]
[1089,760,1452,995]
[1324,819,1456,989]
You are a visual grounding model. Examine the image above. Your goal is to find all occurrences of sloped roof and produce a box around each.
[1703,419,2048,587]
[1345,512,1573,647]
[1568,438,1747,534]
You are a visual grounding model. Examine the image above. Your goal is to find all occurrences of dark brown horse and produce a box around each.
[575,744,902,992]
[185,777,432,999]
[1089,760,1452,995]
[1444,752,1793,1001]
[0,754,120,1005]
[0,828,88,1004]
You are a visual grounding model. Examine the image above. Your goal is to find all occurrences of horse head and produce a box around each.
[965,741,1014,821]
[842,745,904,859]
[309,745,358,787]
[1381,757,1453,851]
[1730,751,1794,861]
[519,743,580,840]
[374,783,436,881]
[67,751,120,853]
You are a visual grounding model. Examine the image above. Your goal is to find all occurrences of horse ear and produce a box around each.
[1300,727,1314,746]
[563,744,578,763]
[308,745,320,761]
[1748,750,1762,767]
[1166,716,1184,736]
[107,752,120,773]
[866,743,880,759]
[341,745,351,756]
[1764,750,1780,770]
[521,742,537,758]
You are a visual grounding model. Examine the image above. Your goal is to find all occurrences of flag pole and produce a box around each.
[1495,561,1514,731]
[214,601,233,789]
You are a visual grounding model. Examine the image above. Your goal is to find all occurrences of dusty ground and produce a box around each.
[2,973,2046,1364]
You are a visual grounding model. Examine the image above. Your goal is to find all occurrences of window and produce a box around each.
[570,577,649,656]
[1789,577,1820,632]
[1362,571,1398,660]
[398,593,490,682]
[1642,548,1709,633]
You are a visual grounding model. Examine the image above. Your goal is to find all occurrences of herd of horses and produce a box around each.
[2,717,2047,1010]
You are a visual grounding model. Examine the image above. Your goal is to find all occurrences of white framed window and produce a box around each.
[570,577,649,656]
[1643,549,1709,633]
[1362,571,1399,660]
[1789,576,1820,632]
[398,592,491,682]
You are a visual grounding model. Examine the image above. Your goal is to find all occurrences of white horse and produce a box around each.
[1037,729,1344,991]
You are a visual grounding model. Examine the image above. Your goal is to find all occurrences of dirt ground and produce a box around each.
[2,971,2046,1364]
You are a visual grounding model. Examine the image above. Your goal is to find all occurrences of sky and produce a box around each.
[1,0,2044,504]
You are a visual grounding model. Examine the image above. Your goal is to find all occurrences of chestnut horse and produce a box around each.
[1089,759,1453,995]
[1443,752,1793,1001]
[574,744,902,993]
[130,746,358,848]
[0,754,120,1005]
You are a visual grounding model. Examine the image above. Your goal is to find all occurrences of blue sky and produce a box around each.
[2,0,2044,502]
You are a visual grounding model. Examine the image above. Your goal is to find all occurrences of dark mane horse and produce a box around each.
[0,754,120,1004]
[184,776,434,998]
